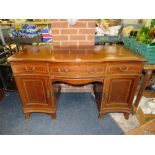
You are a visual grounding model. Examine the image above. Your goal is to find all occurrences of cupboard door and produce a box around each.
[102,76,139,109]
[15,76,51,107]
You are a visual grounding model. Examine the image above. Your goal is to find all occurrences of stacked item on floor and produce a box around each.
[145,84,155,90]
[145,72,155,91]
[127,118,155,135]
[136,96,155,125]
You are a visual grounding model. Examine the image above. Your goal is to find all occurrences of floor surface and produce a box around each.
[0,92,139,135]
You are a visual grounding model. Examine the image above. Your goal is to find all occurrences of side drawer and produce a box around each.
[11,62,48,75]
[107,63,143,75]
[49,63,106,78]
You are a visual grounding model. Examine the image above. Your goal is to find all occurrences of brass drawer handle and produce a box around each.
[25,67,36,72]
[119,66,128,72]
[25,67,29,72]
[87,68,97,73]
[57,68,69,72]
[57,68,61,72]
[64,68,69,72]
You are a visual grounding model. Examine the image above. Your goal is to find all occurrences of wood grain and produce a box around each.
[8,45,146,120]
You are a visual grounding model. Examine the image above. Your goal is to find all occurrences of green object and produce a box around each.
[124,19,155,64]
[136,26,151,45]
[150,19,155,27]
[95,36,123,43]
[136,19,155,45]
[124,37,155,64]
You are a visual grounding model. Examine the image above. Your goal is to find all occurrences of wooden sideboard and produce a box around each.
[8,45,146,120]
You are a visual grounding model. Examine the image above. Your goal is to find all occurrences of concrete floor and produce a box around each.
[112,90,155,133]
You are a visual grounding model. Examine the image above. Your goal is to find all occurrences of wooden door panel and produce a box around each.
[23,79,47,104]
[108,79,133,104]
[102,76,139,109]
[15,76,50,107]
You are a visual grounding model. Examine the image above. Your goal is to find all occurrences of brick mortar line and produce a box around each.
[86,35,95,41]
[59,40,77,42]
[52,27,90,29]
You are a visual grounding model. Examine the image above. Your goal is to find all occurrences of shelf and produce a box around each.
[32,42,53,45]
[0,22,51,25]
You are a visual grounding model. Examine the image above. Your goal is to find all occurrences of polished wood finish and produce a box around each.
[8,45,146,120]
[15,75,54,116]
[49,62,106,78]
[95,75,139,119]
[11,62,48,75]
[107,63,143,75]
[8,45,146,62]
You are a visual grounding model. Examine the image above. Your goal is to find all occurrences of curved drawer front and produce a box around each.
[107,63,142,75]
[49,63,106,78]
[11,62,48,75]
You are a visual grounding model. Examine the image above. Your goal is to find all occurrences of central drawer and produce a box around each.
[49,63,106,78]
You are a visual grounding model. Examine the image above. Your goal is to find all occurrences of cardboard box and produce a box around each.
[136,107,155,125]
[127,118,155,135]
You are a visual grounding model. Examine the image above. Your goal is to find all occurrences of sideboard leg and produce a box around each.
[51,113,56,120]
[24,113,30,120]
[134,69,153,111]
[123,112,129,120]
[98,113,105,119]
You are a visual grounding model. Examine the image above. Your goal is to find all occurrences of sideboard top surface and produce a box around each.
[8,45,146,63]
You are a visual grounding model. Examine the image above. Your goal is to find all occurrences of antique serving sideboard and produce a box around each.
[8,45,146,120]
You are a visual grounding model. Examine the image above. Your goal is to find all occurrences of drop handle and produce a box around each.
[57,68,69,72]
[119,66,128,72]
[64,68,69,72]
[25,66,35,72]
[87,68,97,73]
[57,68,61,72]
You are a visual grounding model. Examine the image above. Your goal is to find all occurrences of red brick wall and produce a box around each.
[51,19,96,92]
[51,19,96,46]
